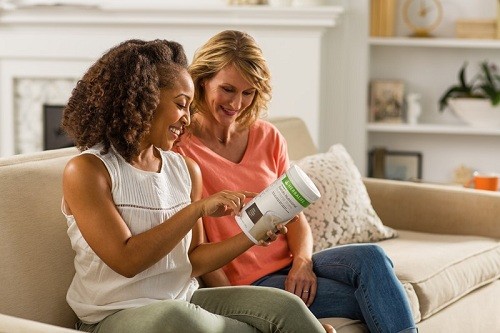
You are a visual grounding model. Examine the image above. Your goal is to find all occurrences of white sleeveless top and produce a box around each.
[63,145,199,323]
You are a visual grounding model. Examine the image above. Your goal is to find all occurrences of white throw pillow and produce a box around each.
[296,144,397,253]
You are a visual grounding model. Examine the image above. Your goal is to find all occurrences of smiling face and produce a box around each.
[148,69,194,151]
[203,64,256,127]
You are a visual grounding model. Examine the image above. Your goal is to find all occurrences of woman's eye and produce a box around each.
[222,87,233,93]
[243,91,256,96]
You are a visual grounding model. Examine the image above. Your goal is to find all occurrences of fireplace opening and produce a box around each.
[43,104,74,151]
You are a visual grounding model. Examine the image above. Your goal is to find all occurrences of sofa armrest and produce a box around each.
[0,313,78,333]
[364,178,500,239]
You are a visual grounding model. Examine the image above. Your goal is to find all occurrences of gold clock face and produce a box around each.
[402,0,443,37]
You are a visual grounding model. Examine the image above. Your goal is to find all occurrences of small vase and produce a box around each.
[406,93,421,125]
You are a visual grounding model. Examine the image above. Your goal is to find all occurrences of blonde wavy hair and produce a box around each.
[188,30,272,128]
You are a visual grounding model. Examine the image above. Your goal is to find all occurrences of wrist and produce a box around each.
[235,231,256,248]
[292,256,312,268]
[191,200,205,219]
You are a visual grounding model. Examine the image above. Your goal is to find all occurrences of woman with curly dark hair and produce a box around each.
[61,38,332,333]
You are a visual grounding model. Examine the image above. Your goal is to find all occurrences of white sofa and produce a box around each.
[0,117,499,333]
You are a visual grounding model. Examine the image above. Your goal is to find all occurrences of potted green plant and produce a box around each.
[439,61,500,128]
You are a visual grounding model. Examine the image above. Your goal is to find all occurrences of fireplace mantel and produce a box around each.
[0,4,344,156]
[0,4,343,28]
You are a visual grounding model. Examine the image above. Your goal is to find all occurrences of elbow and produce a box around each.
[120,270,138,279]
[190,264,202,279]
[109,262,141,279]
[113,267,138,279]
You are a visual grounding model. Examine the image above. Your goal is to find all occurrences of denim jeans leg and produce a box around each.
[312,244,417,333]
[252,268,364,320]
[191,286,327,333]
[253,244,417,333]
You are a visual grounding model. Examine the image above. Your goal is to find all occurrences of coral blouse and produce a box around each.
[176,120,293,285]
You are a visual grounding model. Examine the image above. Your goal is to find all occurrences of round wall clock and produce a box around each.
[402,0,443,37]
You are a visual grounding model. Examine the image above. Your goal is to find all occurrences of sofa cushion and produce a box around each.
[0,314,79,333]
[0,148,79,328]
[296,144,397,252]
[319,317,368,333]
[378,230,500,321]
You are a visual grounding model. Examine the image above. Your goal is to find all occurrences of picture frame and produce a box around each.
[369,79,405,123]
[368,148,422,181]
[43,104,74,151]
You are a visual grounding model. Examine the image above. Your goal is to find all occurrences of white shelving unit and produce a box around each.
[367,36,500,183]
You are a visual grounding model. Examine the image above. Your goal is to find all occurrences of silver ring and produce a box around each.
[303,290,309,293]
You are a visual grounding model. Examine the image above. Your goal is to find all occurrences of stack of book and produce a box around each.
[456,19,496,39]
[370,0,396,37]
[498,0,500,38]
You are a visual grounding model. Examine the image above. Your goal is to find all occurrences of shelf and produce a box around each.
[369,37,500,49]
[366,123,500,136]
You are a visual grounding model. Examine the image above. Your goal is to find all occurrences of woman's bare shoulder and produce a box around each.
[181,155,201,179]
[63,153,110,187]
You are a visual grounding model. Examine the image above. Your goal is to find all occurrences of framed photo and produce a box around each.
[368,148,422,181]
[43,104,74,151]
[369,79,405,123]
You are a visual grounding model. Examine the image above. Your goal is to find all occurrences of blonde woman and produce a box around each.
[176,30,417,333]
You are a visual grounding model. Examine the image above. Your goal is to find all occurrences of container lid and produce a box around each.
[286,164,321,203]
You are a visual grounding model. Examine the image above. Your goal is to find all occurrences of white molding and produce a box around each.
[0,5,344,28]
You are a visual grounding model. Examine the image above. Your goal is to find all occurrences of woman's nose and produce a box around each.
[229,94,243,110]
[181,112,190,127]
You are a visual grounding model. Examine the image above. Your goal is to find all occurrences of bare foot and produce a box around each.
[322,323,336,333]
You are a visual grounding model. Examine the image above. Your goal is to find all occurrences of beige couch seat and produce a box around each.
[0,314,77,333]
[379,230,500,321]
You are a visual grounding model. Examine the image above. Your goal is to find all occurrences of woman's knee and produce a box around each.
[153,300,198,322]
[271,288,311,312]
[254,288,321,328]
[315,243,391,267]
[360,244,392,267]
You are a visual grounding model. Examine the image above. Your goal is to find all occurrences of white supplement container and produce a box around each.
[236,164,321,244]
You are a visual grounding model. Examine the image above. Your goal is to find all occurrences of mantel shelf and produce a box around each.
[367,123,500,136]
[0,4,344,28]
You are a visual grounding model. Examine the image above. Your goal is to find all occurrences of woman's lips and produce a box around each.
[221,106,237,116]
[169,126,182,138]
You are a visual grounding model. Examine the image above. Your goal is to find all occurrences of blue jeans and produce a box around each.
[252,244,417,333]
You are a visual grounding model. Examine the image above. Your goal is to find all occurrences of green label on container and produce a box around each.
[282,175,310,207]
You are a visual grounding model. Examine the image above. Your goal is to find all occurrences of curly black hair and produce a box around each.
[62,39,188,162]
